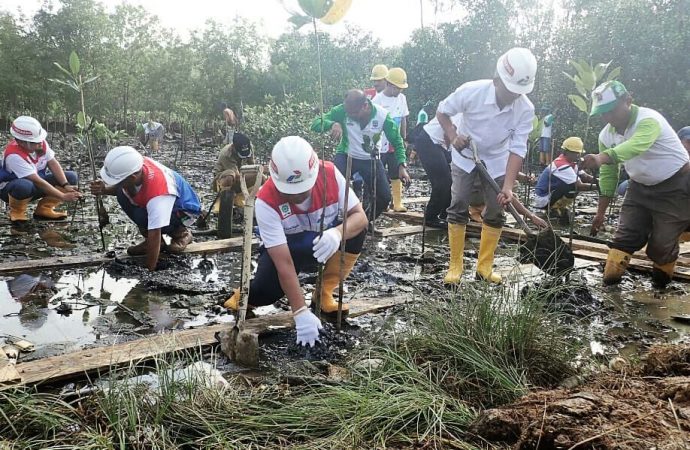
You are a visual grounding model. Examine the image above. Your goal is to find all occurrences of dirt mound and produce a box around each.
[638,344,690,377]
[471,345,690,449]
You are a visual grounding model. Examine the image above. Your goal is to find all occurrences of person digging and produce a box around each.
[211,132,263,214]
[436,47,538,285]
[223,136,368,347]
[533,136,598,219]
[583,81,690,288]
[0,116,82,233]
[90,146,201,271]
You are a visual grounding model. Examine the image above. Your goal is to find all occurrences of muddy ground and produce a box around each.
[1,132,690,447]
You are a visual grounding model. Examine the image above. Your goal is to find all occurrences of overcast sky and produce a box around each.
[1,0,467,47]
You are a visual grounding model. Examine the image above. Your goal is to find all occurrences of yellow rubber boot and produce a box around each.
[602,248,631,285]
[233,193,245,208]
[444,223,466,284]
[8,195,30,223]
[651,260,675,288]
[476,224,502,284]
[223,289,240,310]
[316,251,359,315]
[391,179,407,212]
[34,196,67,220]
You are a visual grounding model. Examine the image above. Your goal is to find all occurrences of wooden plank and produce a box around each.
[0,237,257,275]
[9,293,411,388]
[401,196,429,205]
[375,225,424,238]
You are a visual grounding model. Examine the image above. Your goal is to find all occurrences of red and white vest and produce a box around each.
[123,157,179,207]
[258,161,340,236]
[3,140,50,172]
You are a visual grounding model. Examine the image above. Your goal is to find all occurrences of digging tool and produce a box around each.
[225,164,263,367]
[194,190,222,230]
[463,140,574,277]
[336,153,353,330]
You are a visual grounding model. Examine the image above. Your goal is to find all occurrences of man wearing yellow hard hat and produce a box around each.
[373,67,410,212]
[364,64,388,100]
[533,136,598,217]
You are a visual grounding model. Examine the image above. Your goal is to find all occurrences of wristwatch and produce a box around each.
[399,162,408,169]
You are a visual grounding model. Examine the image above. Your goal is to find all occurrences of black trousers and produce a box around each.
[246,229,367,306]
[414,129,451,221]
[334,153,391,220]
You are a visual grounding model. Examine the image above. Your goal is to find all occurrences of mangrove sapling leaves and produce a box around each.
[69,51,80,77]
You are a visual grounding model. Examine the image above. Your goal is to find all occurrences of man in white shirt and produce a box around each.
[223,136,368,347]
[142,120,164,151]
[436,47,537,285]
[373,67,410,212]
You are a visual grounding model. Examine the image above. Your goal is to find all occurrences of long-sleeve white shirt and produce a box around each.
[437,79,535,179]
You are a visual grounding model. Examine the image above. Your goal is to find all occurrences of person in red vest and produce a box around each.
[223,136,368,347]
[0,116,82,232]
[90,146,201,271]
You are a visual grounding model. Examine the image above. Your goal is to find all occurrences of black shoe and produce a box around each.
[424,218,448,229]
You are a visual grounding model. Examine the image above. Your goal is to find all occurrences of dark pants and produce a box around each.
[116,189,184,235]
[382,152,399,180]
[247,229,367,307]
[415,130,451,221]
[334,153,391,220]
[548,184,575,206]
[612,167,690,264]
[1,171,78,202]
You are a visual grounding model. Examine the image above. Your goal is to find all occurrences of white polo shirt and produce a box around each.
[372,92,409,153]
[436,79,535,179]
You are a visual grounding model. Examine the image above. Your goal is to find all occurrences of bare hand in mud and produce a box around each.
[330,123,343,141]
[529,214,548,229]
[154,259,173,271]
[62,185,79,193]
[90,180,106,195]
[61,190,83,202]
[590,212,605,235]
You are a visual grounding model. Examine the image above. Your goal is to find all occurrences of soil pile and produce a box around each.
[471,344,690,449]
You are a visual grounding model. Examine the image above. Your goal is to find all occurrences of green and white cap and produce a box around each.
[590,80,628,116]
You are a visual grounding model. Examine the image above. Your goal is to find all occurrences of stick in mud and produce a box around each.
[336,153,353,330]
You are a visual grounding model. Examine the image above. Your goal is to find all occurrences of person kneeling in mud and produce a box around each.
[1,116,82,232]
[224,136,368,347]
[211,132,264,214]
[533,136,598,218]
[90,146,201,271]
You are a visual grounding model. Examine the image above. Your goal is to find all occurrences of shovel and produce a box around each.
[464,140,574,277]
[222,164,263,367]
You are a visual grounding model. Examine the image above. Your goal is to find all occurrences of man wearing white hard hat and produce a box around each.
[0,116,82,231]
[373,67,411,213]
[223,136,368,347]
[90,146,201,271]
[436,47,537,285]
[582,80,690,287]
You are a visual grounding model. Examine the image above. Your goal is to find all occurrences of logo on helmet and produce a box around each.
[11,125,32,137]
[286,170,302,183]
[308,153,316,170]
[270,160,279,175]
[503,56,515,76]
[516,76,531,86]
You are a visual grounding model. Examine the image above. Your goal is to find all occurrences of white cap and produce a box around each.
[11,116,47,143]
[269,136,319,195]
[496,47,537,95]
[100,146,144,186]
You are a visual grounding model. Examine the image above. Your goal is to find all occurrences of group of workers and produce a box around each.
[3,46,690,346]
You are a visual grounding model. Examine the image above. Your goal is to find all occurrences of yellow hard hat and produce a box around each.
[561,136,585,153]
[370,64,388,81]
[385,67,408,89]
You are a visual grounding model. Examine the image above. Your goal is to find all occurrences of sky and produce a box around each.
[1,0,466,47]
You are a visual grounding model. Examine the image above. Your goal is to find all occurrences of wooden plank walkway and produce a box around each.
[5,294,410,388]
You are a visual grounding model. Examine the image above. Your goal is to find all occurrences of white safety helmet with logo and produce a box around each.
[100,146,145,186]
[269,136,320,195]
[10,116,48,143]
[496,47,538,95]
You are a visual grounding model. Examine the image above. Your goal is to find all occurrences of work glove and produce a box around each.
[294,309,323,347]
[312,228,342,263]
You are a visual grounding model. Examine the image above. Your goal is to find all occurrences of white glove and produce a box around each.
[312,228,342,263]
[294,309,323,347]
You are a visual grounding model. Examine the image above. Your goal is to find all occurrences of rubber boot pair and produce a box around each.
[443,223,502,285]
[223,251,360,318]
[391,180,407,212]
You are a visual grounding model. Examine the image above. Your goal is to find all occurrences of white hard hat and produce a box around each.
[496,47,537,95]
[11,116,47,143]
[269,136,320,195]
[100,146,144,186]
